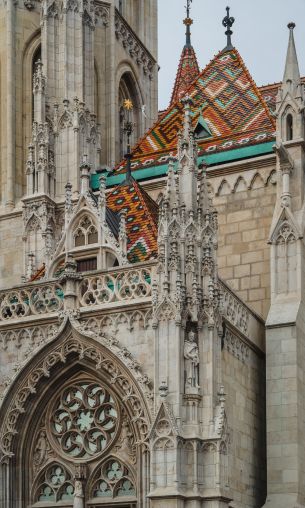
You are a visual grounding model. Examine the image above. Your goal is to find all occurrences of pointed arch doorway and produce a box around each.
[0,322,151,508]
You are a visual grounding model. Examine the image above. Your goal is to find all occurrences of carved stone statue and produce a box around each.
[184,330,200,393]
[73,480,84,508]
[34,430,50,468]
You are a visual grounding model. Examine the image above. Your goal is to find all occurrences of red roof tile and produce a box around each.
[116,48,276,174]
[170,45,200,106]
[107,179,158,263]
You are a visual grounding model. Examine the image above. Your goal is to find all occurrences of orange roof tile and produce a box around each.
[116,47,276,174]
[107,179,158,263]
[170,44,200,106]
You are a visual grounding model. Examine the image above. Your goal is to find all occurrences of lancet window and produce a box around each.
[286,113,293,141]
[91,459,136,499]
[34,464,74,503]
[118,72,141,160]
[73,215,98,247]
[32,45,42,121]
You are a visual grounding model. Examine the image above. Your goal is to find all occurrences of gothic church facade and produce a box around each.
[0,2,304,508]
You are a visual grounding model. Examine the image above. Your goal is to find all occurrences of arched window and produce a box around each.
[32,45,42,121]
[286,113,293,141]
[118,72,141,160]
[73,215,98,247]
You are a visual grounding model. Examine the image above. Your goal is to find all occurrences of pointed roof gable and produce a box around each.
[107,179,158,263]
[170,45,200,106]
[116,48,276,175]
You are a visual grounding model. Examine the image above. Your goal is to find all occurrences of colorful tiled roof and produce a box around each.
[259,77,305,113]
[107,179,158,263]
[116,47,276,175]
[170,44,200,106]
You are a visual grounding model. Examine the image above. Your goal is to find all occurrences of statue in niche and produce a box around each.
[184,330,200,393]
[34,430,50,469]
[73,480,84,508]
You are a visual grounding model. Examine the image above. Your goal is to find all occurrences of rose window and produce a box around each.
[50,382,119,460]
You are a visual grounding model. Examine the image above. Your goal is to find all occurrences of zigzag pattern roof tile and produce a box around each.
[107,179,158,263]
[170,45,200,106]
[116,47,276,174]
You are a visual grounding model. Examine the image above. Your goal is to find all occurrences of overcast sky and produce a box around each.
[157,0,305,110]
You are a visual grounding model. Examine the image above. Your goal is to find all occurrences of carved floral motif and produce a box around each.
[115,11,155,79]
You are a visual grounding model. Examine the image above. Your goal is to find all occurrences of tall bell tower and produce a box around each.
[0,0,157,286]
[264,23,305,508]
[0,0,158,208]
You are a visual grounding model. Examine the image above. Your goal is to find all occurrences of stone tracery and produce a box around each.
[50,381,119,460]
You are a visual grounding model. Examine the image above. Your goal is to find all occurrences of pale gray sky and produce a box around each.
[157,0,305,110]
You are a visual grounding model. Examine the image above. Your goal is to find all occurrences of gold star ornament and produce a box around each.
[123,99,133,110]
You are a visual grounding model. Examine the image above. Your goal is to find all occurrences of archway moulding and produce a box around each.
[0,313,153,462]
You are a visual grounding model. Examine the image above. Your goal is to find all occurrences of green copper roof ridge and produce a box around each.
[91,141,275,191]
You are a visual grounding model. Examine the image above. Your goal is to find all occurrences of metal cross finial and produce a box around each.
[185,0,192,18]
[222,6,235,50]
[184,0,193,47]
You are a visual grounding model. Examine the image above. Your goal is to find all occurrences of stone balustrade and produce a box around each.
[0,282,64,322]
[0,264,153,323]
[78,266,152,307]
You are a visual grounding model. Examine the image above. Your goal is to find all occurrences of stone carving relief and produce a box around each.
[0,323,59,351]
[113,410,136,465]
[221,284,249,336]
[184,330,200,394]
[82,309,152,336]
[33,429,53,473]
[115,11,155,78]
[73,480,84,508]
[223,329,249,363]
[94,1,110,26]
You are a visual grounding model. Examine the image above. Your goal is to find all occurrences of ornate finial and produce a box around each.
[122,99,134,183]
[183,0,193,47]
[222,6,235,50]
[288,22,296,31]
[185,0,192,18]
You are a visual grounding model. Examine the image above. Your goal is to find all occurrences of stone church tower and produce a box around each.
[264,23,305,508]
[0,2,305,508]
[0,0,157,284]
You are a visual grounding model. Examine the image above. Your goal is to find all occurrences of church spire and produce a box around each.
[169,1,199,107]
[283,23,302,96]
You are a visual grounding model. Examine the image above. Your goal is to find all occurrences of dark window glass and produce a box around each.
[287,114,293,141]
[77,258,97,273]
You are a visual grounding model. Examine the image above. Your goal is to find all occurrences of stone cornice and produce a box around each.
[114,8,156,79]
